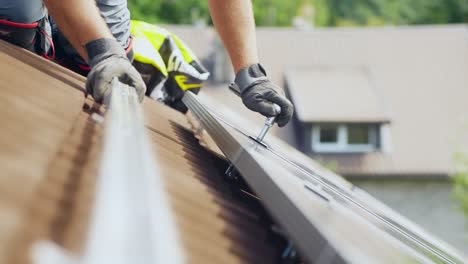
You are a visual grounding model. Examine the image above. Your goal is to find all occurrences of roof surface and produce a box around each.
[164,25,216,59]
[2,24,468,263]
[285,66,389,122]
[0,40,284,264]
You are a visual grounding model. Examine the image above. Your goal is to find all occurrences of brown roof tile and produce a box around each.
[0,40,283,263]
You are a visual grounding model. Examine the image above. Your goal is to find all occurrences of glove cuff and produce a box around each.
[234,63,269,94]
[85,38,126,68]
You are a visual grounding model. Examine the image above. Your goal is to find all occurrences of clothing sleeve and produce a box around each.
[95,0,131,48]
[0,0,46,23]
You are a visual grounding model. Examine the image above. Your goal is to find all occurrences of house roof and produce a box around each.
[254,25,468,177]
[164,25,216,59]
[2,32,468,262]
[285,66,389,123]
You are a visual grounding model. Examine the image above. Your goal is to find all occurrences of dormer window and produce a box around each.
[311,123,379,153]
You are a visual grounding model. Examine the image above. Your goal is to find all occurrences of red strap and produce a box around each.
[40,29,55,60]
[0,19,38,29]
[125,36,133,54]
[77,63,91,71]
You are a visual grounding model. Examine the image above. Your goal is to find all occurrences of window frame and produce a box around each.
[311,124,377,153]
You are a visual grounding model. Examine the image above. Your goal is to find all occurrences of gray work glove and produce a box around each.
[232,64,293,127]
[85,38,146,103]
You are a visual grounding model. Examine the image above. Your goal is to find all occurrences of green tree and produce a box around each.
[252,0,307,26]
[127,0,468,26]
[128,0,210,24]
[325,0,468,26]
[128,0,327,26]
[453,152,468,217]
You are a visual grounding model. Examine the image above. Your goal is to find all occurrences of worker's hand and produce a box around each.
[233,64,293,127]
[85,38,146,103]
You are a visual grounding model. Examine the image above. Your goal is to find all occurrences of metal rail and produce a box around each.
[182,91,467,264]
[82,79,184,264]
[33,79,184,264]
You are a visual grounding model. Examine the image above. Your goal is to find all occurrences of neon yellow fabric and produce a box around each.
[170,33,197,63]
[131,20,200,75]
[131,20,209,93]
[131,20,168,76]
[174,75,202,90]
[131,20,169,49]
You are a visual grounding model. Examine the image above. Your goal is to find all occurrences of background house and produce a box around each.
[278,25,468,178]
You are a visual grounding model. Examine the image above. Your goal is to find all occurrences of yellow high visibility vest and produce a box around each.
[131,20,208,91]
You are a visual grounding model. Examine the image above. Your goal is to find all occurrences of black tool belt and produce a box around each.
[0,16,54,59]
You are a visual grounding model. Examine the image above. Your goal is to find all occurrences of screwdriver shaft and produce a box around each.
[256,116,276,142]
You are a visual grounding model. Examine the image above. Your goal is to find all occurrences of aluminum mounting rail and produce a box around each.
[182,91,467,264]
[33,78,184,264]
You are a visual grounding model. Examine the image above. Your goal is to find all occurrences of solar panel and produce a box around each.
[183,91,467,264]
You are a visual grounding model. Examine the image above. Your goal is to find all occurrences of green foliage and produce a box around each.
[312,0,331,26]
[251,0,328,26]
[128,0,323,26]
[252,0,301,26]
[453,151,468,217]
[325,0,468,26]
[127,0,468,27]
[128,0,211,24]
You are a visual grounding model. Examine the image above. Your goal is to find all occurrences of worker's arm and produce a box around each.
[208,0,293,126]
[44,0,146,102]
[44,0,112,60]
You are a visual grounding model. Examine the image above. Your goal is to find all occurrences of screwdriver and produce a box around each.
[225,103,281,178]
[256,104,281,142]
[228,82,280,143]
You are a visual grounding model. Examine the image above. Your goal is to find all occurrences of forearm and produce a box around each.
[44,0,113,61]
[208,0,259,73]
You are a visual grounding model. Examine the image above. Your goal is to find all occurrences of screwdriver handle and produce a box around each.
[228,83,281,142]
[256,104,281,142]
[266,104,281,126]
